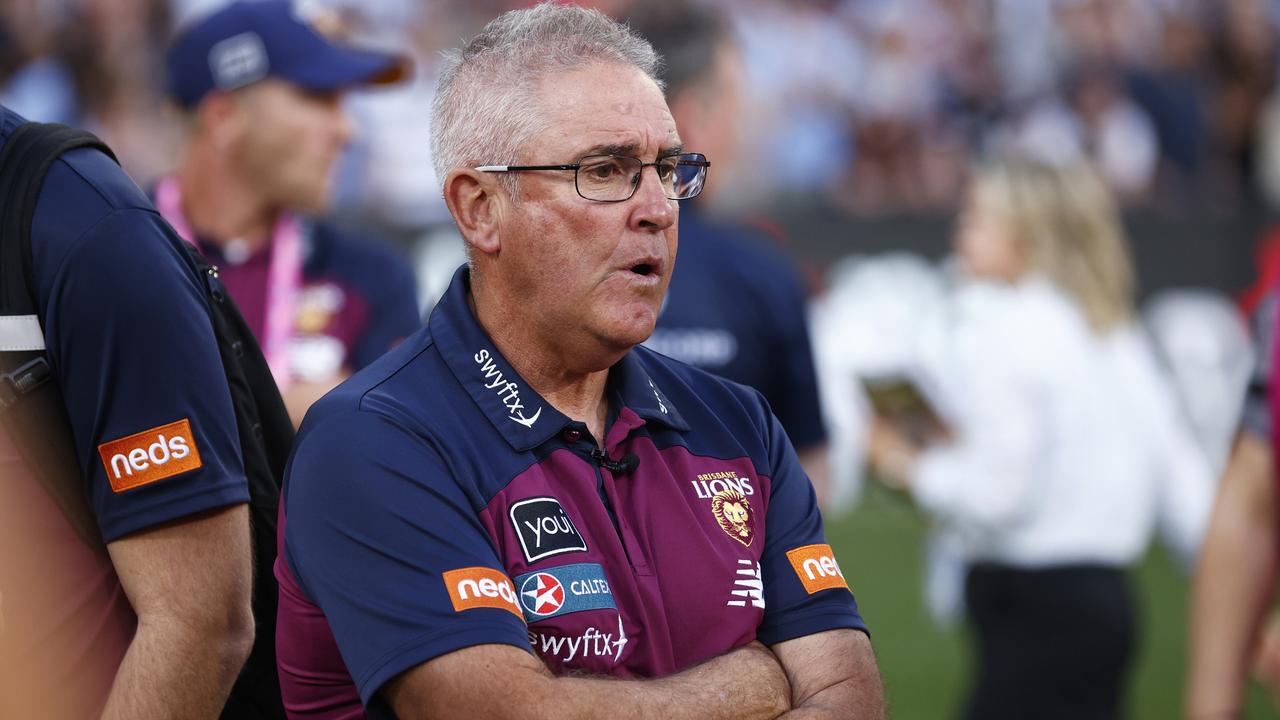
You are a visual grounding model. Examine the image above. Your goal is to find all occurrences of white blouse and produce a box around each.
[910,276,1214,569]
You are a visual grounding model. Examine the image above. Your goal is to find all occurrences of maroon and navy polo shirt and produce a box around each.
[276,266,867,719]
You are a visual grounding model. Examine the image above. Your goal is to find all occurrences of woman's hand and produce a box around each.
[865,416,923,491]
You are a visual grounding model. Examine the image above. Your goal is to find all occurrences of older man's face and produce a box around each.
[497,63,680,358]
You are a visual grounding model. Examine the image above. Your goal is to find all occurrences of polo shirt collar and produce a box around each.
[430,266,689,450]
[430,267,569,451]
[609,351,690,432]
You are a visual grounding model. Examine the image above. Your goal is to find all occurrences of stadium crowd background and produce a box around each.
[2,0,1277,717]
[7,0,1276,217]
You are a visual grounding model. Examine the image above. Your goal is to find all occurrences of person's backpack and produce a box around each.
[0,121,291,720]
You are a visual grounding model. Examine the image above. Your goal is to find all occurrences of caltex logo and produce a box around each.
[520,572,566,617]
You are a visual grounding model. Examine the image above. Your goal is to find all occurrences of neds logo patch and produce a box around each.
[786,544,851,595]
[97,418,203,493]
[442,567,523,619]
[510,496,588,564]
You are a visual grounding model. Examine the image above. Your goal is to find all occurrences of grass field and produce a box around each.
[825,487,1280,719]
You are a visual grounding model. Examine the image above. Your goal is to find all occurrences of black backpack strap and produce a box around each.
[0,122,117,314]
[182,244,291,720]
[0,122,116,548]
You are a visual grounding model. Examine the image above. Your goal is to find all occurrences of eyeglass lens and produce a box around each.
[575,154,707,201]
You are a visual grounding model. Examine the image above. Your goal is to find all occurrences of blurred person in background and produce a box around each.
[1142,290,1254,475]
[1009,61,1158,203]
[1208,0,1275,205]
[842,0,966,212]
[1126,5,1213,201]
[1,0,177,185]
[865,154,1214,719]
[725,0,862,208]
[160,0,420,425]
[0,0,79,125]
[627,1,832,505]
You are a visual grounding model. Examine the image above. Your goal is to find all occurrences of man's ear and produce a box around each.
[443,169,502,256]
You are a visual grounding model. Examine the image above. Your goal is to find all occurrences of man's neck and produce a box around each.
[468,287,617,443]
[175,148,278,253]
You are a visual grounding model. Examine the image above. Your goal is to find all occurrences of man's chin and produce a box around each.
[597,316,658,356]
[286,182,333,215]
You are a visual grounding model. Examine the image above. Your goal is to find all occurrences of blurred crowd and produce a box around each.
[2,0,1278,227]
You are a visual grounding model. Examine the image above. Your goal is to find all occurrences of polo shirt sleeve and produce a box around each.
[283,409,530,707]
[36,199,248,542]
[349,252,419,371]
[755,399,867,646]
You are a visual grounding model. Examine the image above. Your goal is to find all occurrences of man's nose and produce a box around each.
[629,165,676,232]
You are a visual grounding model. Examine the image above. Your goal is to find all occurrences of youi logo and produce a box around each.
[474,348,542,428]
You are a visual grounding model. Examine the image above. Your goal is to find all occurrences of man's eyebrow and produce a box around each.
[580,142,641,158]
[575,142,685,159]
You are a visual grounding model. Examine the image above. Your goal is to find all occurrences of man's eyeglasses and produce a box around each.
[475,152,710,202]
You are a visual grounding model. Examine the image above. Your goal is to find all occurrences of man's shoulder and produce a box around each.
[304,326,439,425]
[290,325,541,507]
[299,324,497,462]
[51,147,155,215]
[0,109,159,225]
[3,117,167,278]
[680,213,799,275]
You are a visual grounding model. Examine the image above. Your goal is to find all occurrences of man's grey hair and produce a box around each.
[430,3,663,196]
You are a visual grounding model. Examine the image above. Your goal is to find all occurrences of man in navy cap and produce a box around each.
[162,0,421,425]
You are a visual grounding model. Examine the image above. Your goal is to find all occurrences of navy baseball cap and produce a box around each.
[166,0,408,108]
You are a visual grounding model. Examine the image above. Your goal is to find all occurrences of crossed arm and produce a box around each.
[384,628,882,720]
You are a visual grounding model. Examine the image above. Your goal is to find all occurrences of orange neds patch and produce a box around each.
[442,567,523,620]
[786,543,851,595]
[97,418,203,493]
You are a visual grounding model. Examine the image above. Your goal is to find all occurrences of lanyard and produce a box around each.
[154,176,301,390]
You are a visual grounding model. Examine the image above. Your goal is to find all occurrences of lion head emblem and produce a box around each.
[711,488,754,547]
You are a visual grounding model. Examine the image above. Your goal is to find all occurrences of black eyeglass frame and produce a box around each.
[475,152,711,203]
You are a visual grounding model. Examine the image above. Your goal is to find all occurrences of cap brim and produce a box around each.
[279,44,410,93]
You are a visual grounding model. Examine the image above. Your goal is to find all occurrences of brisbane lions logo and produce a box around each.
[711,488,754,547]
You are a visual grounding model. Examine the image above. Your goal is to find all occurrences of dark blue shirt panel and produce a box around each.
[284,393,532,707]
[654,211,827,449]
[6,107,249,542]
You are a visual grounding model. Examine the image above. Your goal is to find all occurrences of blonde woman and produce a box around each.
[868,155,1213,719]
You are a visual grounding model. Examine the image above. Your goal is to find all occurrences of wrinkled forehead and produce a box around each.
[523,63,681,163]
